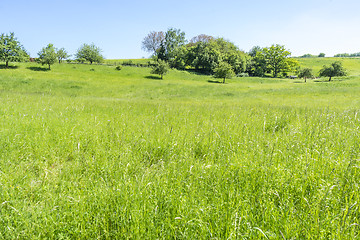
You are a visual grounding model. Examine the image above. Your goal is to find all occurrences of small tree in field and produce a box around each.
[0,32,28,68]
[298,67,313,82]
[56,47,71,63]
[75,43,104,64]
[151,59,169,79]
[213,62,235,83]
[38,44,57,70]
[319,61,346,81]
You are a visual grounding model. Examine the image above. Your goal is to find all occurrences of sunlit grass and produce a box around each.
[0,61,359,239]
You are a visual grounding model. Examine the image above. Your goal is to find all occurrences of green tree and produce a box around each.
[151,59,169,79]
[247,51,267,77]
[318,53,325,57]
[56,47,71,63]
[162,28,186,61]
[0,32,28,68]
[75,43,104,64]
[263,44,291,77]
[319,61,346,81]
[298,67,313,82]
[213,61,235,83]
[248,46,262,57]
[37,43,57,70]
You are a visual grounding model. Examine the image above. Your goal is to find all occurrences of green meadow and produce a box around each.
[0,59,359,239]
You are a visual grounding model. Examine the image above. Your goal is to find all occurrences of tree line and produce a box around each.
[142,29,302,80]
[0,31,348,82]
[0,32,104,70]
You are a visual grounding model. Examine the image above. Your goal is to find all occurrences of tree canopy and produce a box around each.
[213,61,235,83]
[56,47,71,63]
[37,43,57,70]
[150,59,169,79]
[0,32,28,67]
[319,61,346,81]
[75,43,104,64]
[263,44,293,77]
[298,67,313,82]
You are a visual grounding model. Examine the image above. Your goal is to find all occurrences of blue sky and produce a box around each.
[1,0,359,59]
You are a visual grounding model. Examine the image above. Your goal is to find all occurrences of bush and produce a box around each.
[237,73,249,77]
[115,65,122,71]
[122,60,133,66]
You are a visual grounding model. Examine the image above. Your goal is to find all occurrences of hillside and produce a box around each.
[0,61,359,239]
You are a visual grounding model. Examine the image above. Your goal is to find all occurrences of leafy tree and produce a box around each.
[318,53,325,57]
[0,32,29,68]
[56,47,71,63]
[298,67,313,82]
[150,59,169,79]
[319,61,346,81]
[262,44,291,77]
[248,46,262,57]
[213,61,235,83]
[189,41,221,73]
[37,44,57,70]
[162,28,186,61]
[75,43,104,64]
[247,51,267,77]
[300,53,316,58]
[141,31,165,57]
[188,38,247,75]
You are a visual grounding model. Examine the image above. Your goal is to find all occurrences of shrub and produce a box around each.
[237,73,249,77]
[115,65,122,71]
[122,60,133,66]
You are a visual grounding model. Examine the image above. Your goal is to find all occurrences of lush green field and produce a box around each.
[296,57,360,77]
[0,61,359,239]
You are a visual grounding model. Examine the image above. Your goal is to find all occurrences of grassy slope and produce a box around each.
[0,61,359,239]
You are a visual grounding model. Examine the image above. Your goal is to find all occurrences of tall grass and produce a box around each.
[0,62,359,239]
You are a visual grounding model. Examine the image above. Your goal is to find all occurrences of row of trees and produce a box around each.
[334,52,360,58]
[0,32,104,70]
[37,43,104,70]
[142,29,300,79]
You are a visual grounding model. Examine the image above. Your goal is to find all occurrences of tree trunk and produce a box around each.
[161,74,163,79]
[6,61,8,68]
[304,77,306,83]
[49,64,51,70]
[59,59,61,64]
[223,77,225,84]
[329,76,332,81]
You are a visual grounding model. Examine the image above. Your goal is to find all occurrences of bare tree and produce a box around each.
[141,31,165,56]
[189,34,214,44]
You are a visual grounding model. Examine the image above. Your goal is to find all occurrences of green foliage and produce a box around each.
[150,59,169,79]
[298,67,313,82]
[263,44,292,77]
[75,43,104,64]
[334,52,360,57]
[213,61,235,83]
[56,47,71,63]
[300,53,317,58]
[247,51,267,77]
[319,61,347,81]
[248,45,262,57]
[237,72,249,77]
[0,32,29,67]
[115,65,122,71]
[37,43,57,70]
[163,28,186,61]
[318,53,325,57]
